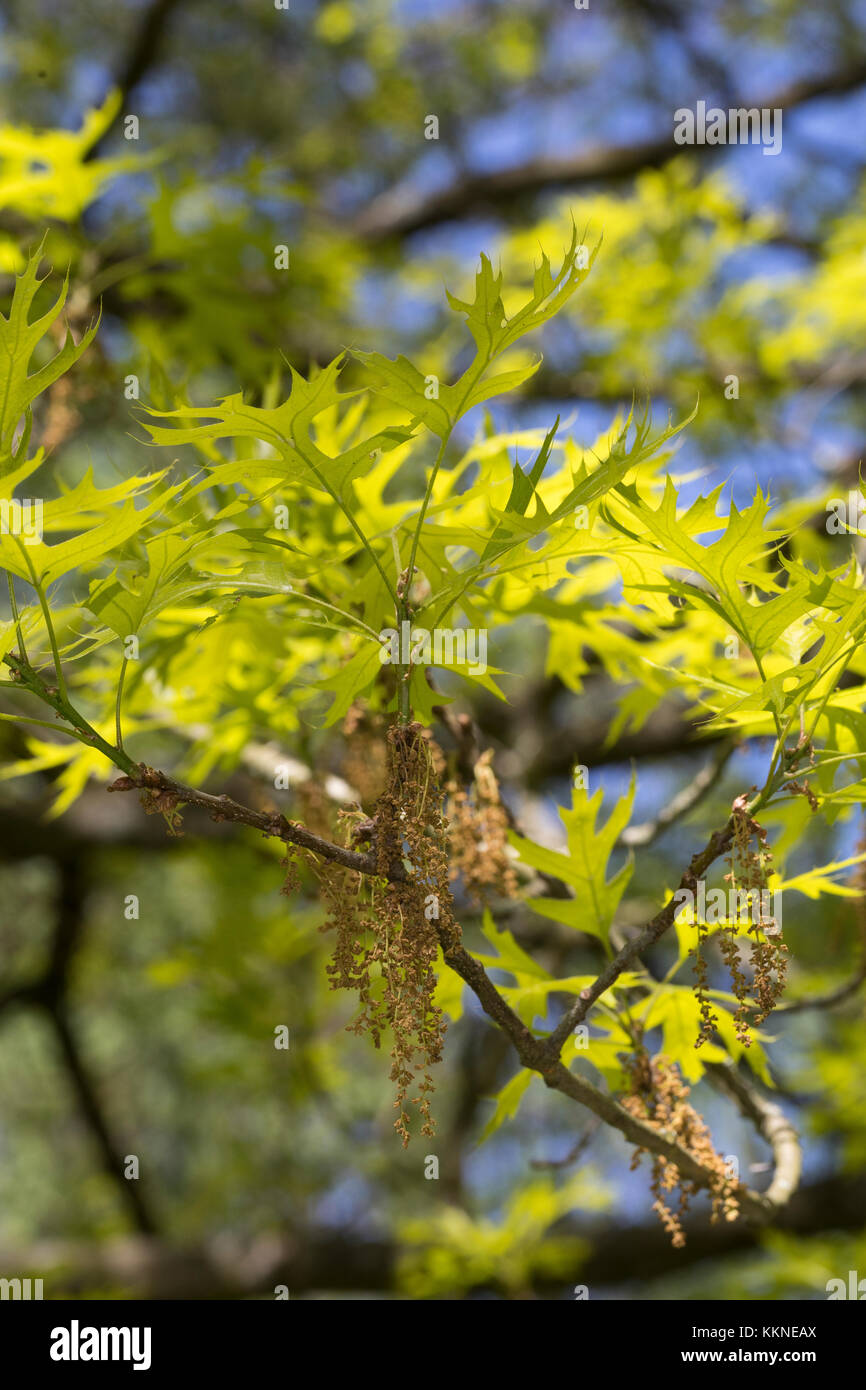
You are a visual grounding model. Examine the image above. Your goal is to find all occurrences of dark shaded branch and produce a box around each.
[778,968,866,1013]
[530,1118,601,1171]
[114,0,186,101]
[8,1166,861,1298]
[482,683,731,786]
[86,0,187,160]
[51,1005,157,1235]
[0,858,158,1235]
[356,59,866,240]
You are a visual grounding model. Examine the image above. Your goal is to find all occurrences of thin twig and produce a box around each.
[618,740,737,849]
[544,823,735,1054]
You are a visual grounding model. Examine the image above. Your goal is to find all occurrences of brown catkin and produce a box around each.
[690,793,788,1049]
[316,721,459,1145]
[691,913,719,1048]
[622,1051,739,1247]
[445,749,520,905]
[726,794,787,1032]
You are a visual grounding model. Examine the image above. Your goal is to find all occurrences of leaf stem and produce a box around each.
[6,571,27,663]
[294,448,398,608]
[289,591,381,641]
[2,650,140,778]
[19,544,68,704]
[115,656,128,751]
[0,710,92,743]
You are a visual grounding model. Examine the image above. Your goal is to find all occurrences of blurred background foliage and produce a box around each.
[1,0,865,1299]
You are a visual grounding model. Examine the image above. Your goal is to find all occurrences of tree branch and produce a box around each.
[705,1062,802,1210]
[3,643,797,1221]
[103,758,795,1220]
[0,858,158,1235]
[105,766,401,879]
[355,59,866,240]
[86,0,188,161]
[545,822,735,1053]
[5,1166,864,1299]
[436,921,786,1224]
[619,739,736,849]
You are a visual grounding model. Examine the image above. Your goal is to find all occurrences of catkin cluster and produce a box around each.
[445,749,519,905]
[692,794,787,1049]
[622,1051,739,1247]
[727,795,787,1037]
[316,721,460,1145]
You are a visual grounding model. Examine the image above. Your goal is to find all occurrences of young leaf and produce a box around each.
[509,776,636,943]
[0,244,98,467]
